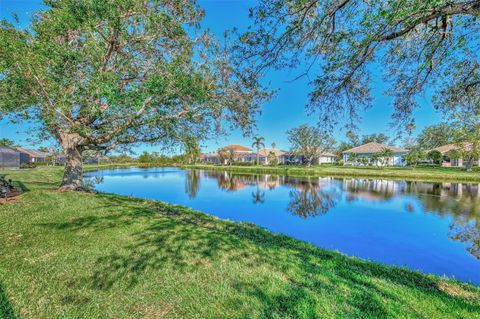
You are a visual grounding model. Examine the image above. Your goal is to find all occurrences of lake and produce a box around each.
[86,167,480,285]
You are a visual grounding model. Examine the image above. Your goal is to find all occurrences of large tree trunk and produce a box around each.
[59,134,84,191]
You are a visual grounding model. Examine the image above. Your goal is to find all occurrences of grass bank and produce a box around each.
[185,164,480,183]
[1,167,480,318]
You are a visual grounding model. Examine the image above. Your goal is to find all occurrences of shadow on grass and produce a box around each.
[39,194,480,317]
[0,282,17,319]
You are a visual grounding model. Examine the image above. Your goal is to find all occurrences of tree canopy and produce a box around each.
[0,0,267,190]
[287,124,335,165]
[417,123,455,149]
[240,0,480,129]
[0,138,15,148]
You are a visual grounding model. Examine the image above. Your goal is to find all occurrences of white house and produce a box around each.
[280,152,336,165]
[342,142,407,166]
[317,152,336,164]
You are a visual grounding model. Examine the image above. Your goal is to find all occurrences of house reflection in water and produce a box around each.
[183,169,480,260]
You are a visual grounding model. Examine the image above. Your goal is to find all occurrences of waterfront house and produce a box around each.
[317,152,336,164]
[223,144,253,154]
[342,142,407,166]
[0,147,20,169]
[431,142,479,167]
[280,152,336,165]
[200,144,254,165]
[200,152,221,164]
[257,149,286,164]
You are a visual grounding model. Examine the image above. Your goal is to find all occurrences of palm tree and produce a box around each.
[252,136,265,165]
[271,142,276,150]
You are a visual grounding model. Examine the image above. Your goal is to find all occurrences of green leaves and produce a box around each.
[242,0,480,129]
[0,0,267,156]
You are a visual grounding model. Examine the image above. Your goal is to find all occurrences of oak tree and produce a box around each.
[286,124,335,166]
[240,0,480,129]
[0,0,267,190]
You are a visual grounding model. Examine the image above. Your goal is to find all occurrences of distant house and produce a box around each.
[200,144,254,164]
[200,152,221,164]
[16,147,51,164]
[257,149,286,164]
[343,142,407,166]
[223,144,253,154]
[431,143,479,167]
[279,152,336,165]
[0,147,20,169]
[317,152,336,164]
[237,152,265,163]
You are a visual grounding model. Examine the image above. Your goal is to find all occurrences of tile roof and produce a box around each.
[343,142,407,154]
[281,151,336,157]
[320,152,336,157]
[16,147,50,157]
[258,149,286,157]
[223,144,252,152]
[431,142,473,154]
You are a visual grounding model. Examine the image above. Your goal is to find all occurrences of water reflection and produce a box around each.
[185,169,200,199]
[184,170,480,260]
[287,179,340,218]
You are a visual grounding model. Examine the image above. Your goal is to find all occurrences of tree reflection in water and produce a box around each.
[252,189,265,204]
[450,219,480,259]
[185,169,201,199]
[183,170,480,260]
[406,181,480,260]
[287,178,340,218]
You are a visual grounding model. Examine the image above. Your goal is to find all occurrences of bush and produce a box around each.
[427,150,443,166]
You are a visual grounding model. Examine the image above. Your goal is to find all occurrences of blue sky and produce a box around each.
[0,0,443,154]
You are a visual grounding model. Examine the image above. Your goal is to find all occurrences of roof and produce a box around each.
[258,149,286,157]
[320,152,336,157]
[16,147,50,157]
[237,152,266,158]
[223,144,252,152]
[0,147,19,154]
[281,151,336,157]
[343,142,407,154]
[431,142,473,154]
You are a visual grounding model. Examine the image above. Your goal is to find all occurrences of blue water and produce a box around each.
[86,167,480,285]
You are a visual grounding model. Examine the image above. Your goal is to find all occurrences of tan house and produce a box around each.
[257,149,286,164]
[16,147,51,164]
[431,142,479,167]
[343,142,407,166]
[200,144,254,164]
[222,144,253,154]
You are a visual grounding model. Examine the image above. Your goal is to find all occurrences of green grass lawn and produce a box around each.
[1,167,480,318]
[186,164,480,183]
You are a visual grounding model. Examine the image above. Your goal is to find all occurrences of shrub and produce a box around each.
[427,150,443,166]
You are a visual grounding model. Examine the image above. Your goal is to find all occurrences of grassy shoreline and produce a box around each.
[184,164,480,183]
[1,166,480,318]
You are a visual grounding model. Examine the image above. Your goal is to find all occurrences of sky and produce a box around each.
[0,0,443,154]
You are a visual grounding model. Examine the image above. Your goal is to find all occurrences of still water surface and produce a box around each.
[86,167,480,284]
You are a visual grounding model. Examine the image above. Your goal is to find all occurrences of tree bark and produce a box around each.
[59,134,84,191]
[464,158,474,172]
